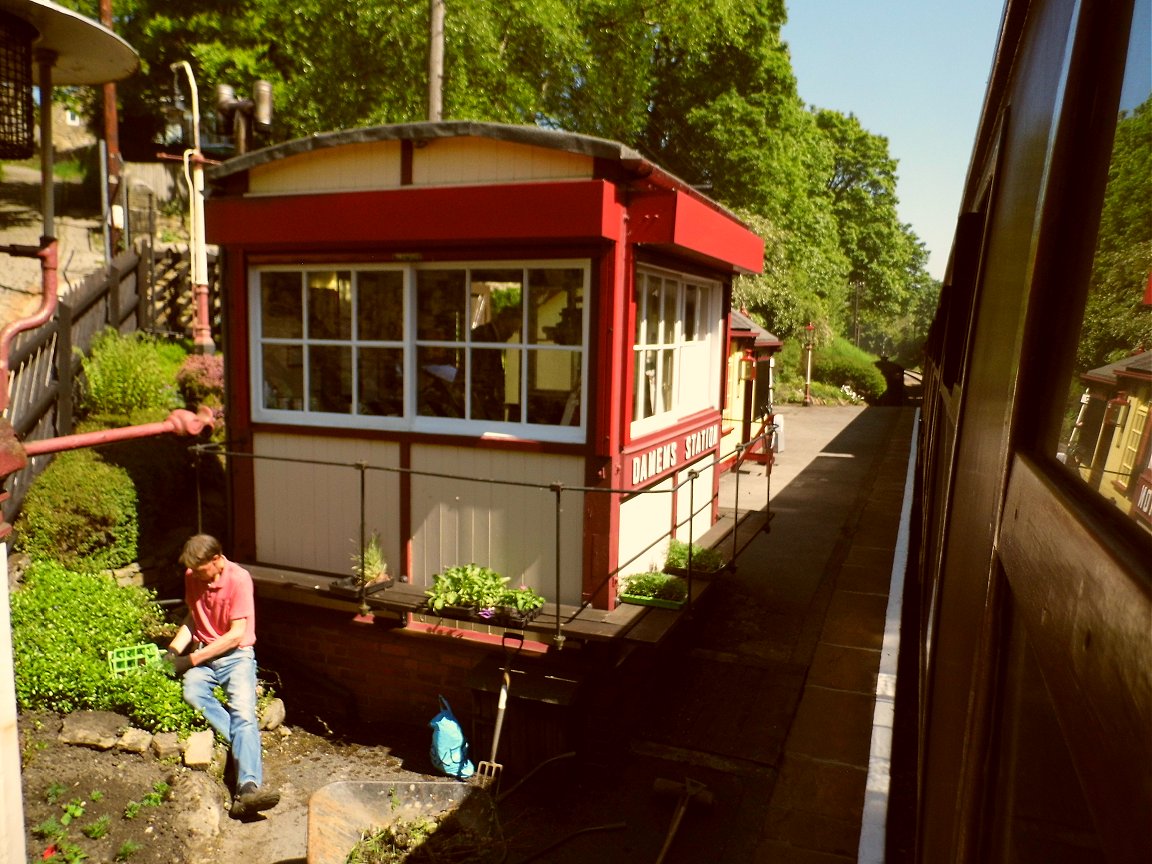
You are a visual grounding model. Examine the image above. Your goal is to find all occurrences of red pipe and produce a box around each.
[0,239,59,414]
[21,406,215,457]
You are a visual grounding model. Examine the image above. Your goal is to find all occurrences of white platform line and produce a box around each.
[858,409,919,864]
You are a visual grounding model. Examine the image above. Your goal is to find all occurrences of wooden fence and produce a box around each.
[1,241,218,523]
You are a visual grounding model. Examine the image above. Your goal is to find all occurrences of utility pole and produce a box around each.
[428,0,444,121]
[100,0,122,254]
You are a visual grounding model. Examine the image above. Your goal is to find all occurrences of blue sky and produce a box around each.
[782,2,1007,279]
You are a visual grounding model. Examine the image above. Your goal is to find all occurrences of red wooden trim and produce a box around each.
[630,190,764,273]
[225,251,257,561]
[403,615,550,653]
[207,181,623,247]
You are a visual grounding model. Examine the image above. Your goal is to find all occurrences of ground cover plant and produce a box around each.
[9,559,201,732]
[664,539,725,573]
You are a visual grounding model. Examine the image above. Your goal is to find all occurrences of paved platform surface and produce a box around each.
[497,405,917,863]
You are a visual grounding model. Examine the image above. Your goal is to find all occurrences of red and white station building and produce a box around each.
[205,121,763,615]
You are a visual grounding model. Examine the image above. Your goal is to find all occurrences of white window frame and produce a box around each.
[249,260,589,444]
[630,265,722,438]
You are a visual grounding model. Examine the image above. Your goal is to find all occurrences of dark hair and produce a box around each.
[180,534,223,568]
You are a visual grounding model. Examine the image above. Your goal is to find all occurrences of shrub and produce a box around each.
[9,560,202,732]
[15,449,138,571]
[79,328,183,416]
[811,338,887,404]
[621,571,689,602]
[176,353,224,409]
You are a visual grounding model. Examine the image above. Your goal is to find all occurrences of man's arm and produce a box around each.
[186,618,247,667]
[167,614,194,654]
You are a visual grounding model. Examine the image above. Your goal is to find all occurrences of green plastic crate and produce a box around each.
[107,643,162,676]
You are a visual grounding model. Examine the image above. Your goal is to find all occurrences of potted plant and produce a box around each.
[425,564,546,626]
[664,538,726,576]
[618,570,689,610]
[330,532,392,598]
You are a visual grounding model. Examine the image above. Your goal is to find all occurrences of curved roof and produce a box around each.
[0,0,138,85]
[208,120,649,181]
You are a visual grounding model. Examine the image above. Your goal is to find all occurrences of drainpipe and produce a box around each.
[171,61,215,355]
[0,240,59,415]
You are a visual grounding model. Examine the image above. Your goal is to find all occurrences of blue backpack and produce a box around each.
[429,696,475,780]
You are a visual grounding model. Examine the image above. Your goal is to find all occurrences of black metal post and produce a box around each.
[551,482,565,649]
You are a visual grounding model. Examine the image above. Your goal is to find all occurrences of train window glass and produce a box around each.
[1056,1,1152,535]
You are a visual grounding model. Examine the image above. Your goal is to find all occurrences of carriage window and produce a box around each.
[1056,5,1151,535]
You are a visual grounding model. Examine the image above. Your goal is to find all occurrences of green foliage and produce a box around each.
[116,840,143,861]
[665,539,725,573]
[622,571,689,602]
[15,449,139,571]
[176,353,225,409]
[10,561,202,733]
[351,532,388,585]
[79,328,183,416]
[425,563,545,616]
[811,339,888,404]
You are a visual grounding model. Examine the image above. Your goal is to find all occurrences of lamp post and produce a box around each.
[803,321,815,407]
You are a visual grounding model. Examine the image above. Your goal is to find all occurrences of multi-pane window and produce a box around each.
[252,262,586,441]
[631,267,720,433]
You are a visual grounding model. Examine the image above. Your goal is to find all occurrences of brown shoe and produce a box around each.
[231,782,280,819]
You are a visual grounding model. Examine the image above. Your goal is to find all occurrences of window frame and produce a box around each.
[629,265,723,438]
[248,259,590,444]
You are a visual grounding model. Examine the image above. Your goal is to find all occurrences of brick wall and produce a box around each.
[254,598,490,730]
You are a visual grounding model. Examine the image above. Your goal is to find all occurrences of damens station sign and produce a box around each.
[627,421,721,489]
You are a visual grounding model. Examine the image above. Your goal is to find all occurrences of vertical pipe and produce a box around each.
[99,139,111,266]
[36,50,56,238]
[687,470,697,611]
[732,442,743,563]
[357,461,368,614]
[551,483,565,649]
[428,0,445,121]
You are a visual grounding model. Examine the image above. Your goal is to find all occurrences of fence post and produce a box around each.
[551,482,565,650]
[136,238,152,332]
[106,262,121,330]
[687,469,698,611]
[732,442,744,564]
[56,301,74,437]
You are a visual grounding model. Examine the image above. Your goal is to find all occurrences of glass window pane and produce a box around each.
[262,344,303,409]
[660,348,675,412]
[309,345,351,413]
[527,351,581,425]
[662,279,677,343]
[471,347,518,421]
[1055,13,1152,534]
[261,272,302,339]
[645,279,661,345]
[417,270,466,341]
[358,271,404,341]
[684,284,699,341]
[528,268,583,346]
[470,269,523,342]
[417,345,464,417]
[307,271,351,339]
[357,347,404,416]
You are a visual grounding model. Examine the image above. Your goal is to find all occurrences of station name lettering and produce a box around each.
[631,424,719,485]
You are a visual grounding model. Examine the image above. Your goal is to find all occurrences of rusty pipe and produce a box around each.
[0,239,59,414]
[21,406,215,457]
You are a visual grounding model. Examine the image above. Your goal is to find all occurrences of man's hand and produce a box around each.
[163,651,193,677]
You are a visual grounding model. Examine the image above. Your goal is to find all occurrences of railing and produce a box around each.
[188,419,778,648]
[1,240,219,524]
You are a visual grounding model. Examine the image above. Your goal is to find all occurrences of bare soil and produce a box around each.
[19,708,436,864]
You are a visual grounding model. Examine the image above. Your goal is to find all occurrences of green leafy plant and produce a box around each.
[79,328,183,416]
[621,571,689,603]
[664,539,725,574]
[351,532,389,586]
[115,840,142,861]
[81,814,111,839]
[10,560,202,733]
[425,564,545,621]
[14,448,139,571]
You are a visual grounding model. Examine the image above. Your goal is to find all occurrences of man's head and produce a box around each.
[180,534,224,582]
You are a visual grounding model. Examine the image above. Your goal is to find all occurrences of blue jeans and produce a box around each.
[182,647,262,789]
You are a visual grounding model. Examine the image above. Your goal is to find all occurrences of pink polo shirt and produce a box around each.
[185,557,257,648]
